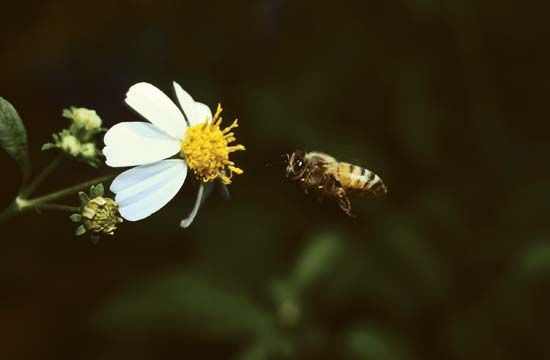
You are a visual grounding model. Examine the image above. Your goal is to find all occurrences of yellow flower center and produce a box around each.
[180,103,245,184]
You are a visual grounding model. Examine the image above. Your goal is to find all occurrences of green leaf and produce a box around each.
[0,97,30,184]
[290,231,344,294]
[75,225,86,236]
[519,243,550,276]
[95,271,273,339]
[70,214,82,222]
[271,231,345,310]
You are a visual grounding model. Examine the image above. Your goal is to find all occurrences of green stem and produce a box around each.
[0,203,18,224]
[0,173,116,224]
[20,154,64,198]
[33,204,80,212]
[24,174,116,207]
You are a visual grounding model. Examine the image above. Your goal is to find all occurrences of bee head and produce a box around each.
[285,149,306,180]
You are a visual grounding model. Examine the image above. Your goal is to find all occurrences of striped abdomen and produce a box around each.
[335,162,387,196]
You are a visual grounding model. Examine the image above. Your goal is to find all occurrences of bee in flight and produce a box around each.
[285,150,387,216]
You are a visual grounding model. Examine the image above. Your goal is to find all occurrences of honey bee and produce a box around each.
[285,150,387,216]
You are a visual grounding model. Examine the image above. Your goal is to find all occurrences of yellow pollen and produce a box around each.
[180,103,245,184]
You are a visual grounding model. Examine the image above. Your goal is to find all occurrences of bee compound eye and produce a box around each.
[294,160,304,172]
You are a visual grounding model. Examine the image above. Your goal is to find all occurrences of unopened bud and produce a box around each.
[68,107,102,130]
[60,133,81,156]
[80,142,97,158]
[81,197,123,235]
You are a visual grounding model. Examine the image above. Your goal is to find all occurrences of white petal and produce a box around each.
[111,159,187,221]
[173,81,194,125]
[125,82,187,139]
[103,122,180,167]
[172,81,212,126]
[189,102,213,126]
[180,183,205,228]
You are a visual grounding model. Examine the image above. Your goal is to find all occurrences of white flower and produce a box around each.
[103,82,244,225]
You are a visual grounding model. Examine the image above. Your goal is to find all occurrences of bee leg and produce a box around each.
[336,188,355,217]
[335,187,346,198]
[338,197,355,217]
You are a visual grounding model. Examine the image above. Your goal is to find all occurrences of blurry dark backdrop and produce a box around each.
[1,0,549,359]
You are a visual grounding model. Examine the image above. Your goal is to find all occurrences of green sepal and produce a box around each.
[70,213,82,222]
[90,183,104,198]
[75,225,87,236]
[79,191,90,205]
[62,107,75,120]
[41,143,56,151]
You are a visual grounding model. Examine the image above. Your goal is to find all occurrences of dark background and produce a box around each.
[1,0,549,359]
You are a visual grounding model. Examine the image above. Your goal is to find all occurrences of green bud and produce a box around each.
[43,108,104,166]
[64,107,102,131]
[80,142,97,158]
[59,132,81,156]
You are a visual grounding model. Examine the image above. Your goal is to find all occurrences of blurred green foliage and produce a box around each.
[1,0,549,359]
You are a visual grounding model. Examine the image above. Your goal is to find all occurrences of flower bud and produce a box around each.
[80,142,97,158]
[59,133,81,156]
[69,107,102,130]
[81,197,123,235]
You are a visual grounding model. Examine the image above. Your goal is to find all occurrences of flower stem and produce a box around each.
[20,154,64,198]
[33,204,80,212]
[0,173,116,224]
[24,174,116,207]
